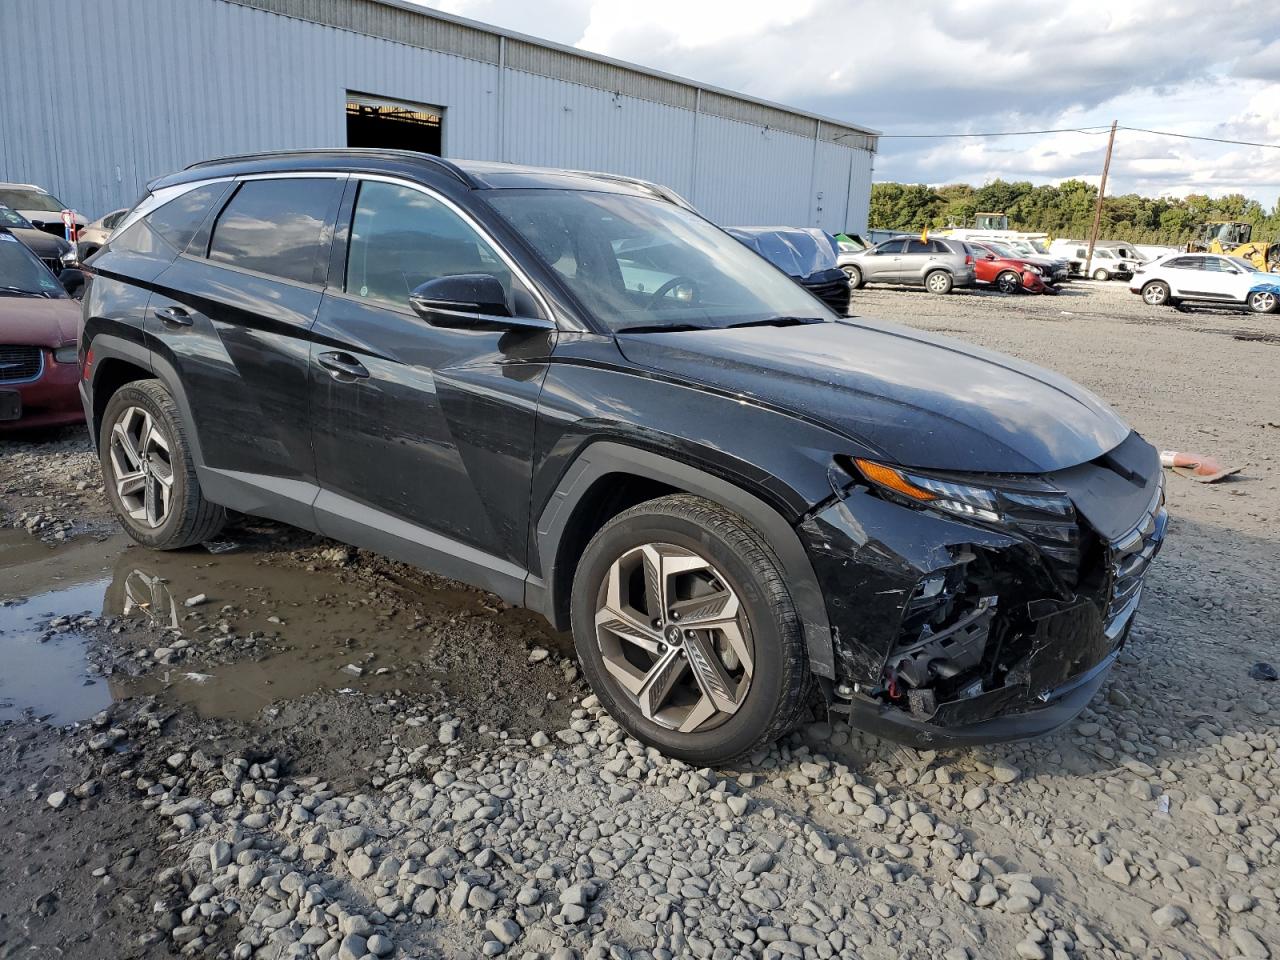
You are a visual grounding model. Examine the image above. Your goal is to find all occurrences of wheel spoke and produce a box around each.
[684,630,741,714]
[111,422,142,470]
[595,558,663,654]
[637,646,687,721]
[115,469,145,498]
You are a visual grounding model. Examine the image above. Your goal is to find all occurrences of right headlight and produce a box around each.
[852,458,1073,528]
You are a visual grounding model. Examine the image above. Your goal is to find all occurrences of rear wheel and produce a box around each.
[1141,281,1171,306]
[843,264,863,289]
[571,494,809,765]
[1093,267,1111,281]
[100,380,225,549]
[924,270,953,295]
[995,271,1021,295]
[1248,289,1279,314]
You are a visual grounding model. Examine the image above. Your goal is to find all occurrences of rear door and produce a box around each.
[308,176,554,598]
[147,175,344,525]
[898,239,936,284]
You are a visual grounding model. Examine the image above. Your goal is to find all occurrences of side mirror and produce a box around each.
[59,268,86,298]
[984,254,996,261]
[407,274,554,332]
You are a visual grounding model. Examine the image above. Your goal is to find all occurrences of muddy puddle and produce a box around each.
[1,524,562,725]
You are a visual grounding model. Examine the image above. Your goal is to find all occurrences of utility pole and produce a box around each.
[1085,120,1118,278]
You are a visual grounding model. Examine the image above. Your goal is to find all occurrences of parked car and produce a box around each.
[0,204,78,277]
[948,234,1069,285]
[967,241,1051,294]
[81,150,1165,763]
[725,226,850,315]
[839,235,976,294]
[1130,253,1279,313]
[0,182,87,237]
[1048,240,1139,280]
[0,230,86,430]
[77,208,129,260]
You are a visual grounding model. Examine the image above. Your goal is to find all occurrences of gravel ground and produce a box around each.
[1,280,1278,960]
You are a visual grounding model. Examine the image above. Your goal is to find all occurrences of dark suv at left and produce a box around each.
[80,150,1164,765]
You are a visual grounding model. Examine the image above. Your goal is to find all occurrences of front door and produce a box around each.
[309,177,554,600]
[865,238,905,282]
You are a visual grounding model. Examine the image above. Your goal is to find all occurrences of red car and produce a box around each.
[968,241,1051,295]
[0,230,85,431]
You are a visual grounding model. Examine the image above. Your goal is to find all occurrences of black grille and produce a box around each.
[0,345,43,382]
[804,277,852,315]
[40,256,61,275]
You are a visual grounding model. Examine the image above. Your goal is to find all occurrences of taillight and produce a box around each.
[965,254,973,265]
[81,347,93,381]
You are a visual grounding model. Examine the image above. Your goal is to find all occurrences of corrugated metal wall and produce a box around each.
[0,0,873,233]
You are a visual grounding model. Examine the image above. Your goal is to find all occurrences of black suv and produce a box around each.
[80,150,1165,764]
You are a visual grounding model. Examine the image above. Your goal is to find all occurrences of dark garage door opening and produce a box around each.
[346,93,442,155]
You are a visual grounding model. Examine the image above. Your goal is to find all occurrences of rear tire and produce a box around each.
[1248,289,1279,314]
[995,271,1021,295]
[843,265,863,289]
[1092,268,1111,281]
[100,379,225,550]
[924,270,953,295]
[571,494,809,766]
[1141,281,1171,306]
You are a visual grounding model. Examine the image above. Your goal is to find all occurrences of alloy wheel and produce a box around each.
[108,405,175,529]
[594,543,754,733]
[996,272,1020,294]
[1250,291,1276,313]
[1143,284,1167,306]
[926,272,949,293]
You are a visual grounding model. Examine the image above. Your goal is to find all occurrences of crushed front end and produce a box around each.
[800,431,1166,747]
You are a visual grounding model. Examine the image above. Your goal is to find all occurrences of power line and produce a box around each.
[878,126,1112,139]
[876,123,1280,150]
[1118,125,1280,150]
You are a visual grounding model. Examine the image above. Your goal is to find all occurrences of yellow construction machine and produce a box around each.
[1187,221,1280,272]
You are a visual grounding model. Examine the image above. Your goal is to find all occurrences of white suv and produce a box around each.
[1131,253,1279,314]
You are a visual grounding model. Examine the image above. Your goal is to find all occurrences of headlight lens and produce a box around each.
[853,458,1073,526]
[1026,265,1042,275]
[54,345,78,364]
[60,249,78,265]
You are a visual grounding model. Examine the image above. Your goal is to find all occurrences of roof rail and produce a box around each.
[562,168,696,212]
[183,148,473,186]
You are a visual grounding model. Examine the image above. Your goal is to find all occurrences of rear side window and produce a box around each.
[904,240,930,254]
[209,178,337,284]
[147,182,230,254]
[1165,257,1201,270]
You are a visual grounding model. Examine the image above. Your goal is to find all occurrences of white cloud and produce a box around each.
[413,0,1280,205]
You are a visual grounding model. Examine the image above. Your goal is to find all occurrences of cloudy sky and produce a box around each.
[423,0,1280,207]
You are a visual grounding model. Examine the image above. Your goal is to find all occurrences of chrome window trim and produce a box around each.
[351,173,562,329]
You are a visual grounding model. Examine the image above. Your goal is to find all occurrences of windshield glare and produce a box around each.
[0,188,64,213]
[485,189,833,332]
[0,234,65,297]
[0,206,33,229]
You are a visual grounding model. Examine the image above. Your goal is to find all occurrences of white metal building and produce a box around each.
[1,0,877,233]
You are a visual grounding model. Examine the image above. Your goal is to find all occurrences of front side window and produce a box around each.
[209,178,337,284]
[345,180,515,310]
[0,187,64,213]
[486,189,835,332]
[875,239,906,255]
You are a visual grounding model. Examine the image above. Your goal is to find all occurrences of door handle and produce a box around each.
[317,351,369,380]
[154,305,193,326]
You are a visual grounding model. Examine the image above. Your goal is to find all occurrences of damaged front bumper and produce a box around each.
[800,435,1166,747]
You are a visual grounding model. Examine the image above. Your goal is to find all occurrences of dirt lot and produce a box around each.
[1,280,1277,960]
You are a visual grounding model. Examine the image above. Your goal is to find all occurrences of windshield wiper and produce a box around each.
[614,322,714,334]
[0,285,45,298]
[723,316,825,329]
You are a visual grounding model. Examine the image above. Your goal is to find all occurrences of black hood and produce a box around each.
[616,318,1131,473]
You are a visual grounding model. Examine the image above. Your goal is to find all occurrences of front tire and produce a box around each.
[571,494,809,765]
[100,379,225,549]
[924,270,953,295]
[995,270,1021,294]
[1141,281,1171,306]
[1247,289,1278,314]
[1093,268,1111,281]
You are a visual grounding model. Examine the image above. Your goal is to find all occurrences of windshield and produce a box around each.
[484,189,833,332]
[0,233,66,297]
[0,206,34,229]
[1027,239,1049,254]
[0,187,64,213]
[983,243,1018,259]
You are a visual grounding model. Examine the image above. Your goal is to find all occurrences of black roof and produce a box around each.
[160,149,688,206]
